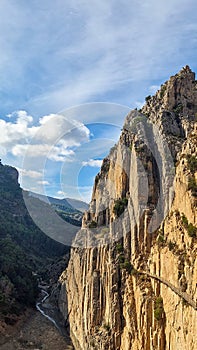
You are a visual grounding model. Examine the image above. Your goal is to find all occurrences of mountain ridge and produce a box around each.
[28,191,89,213]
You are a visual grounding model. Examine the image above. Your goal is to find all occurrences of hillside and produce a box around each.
[59,66,197,350]
[28,191,86,228]
[0,163,69,329]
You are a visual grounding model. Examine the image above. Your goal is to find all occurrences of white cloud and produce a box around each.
[0,0,197,200]
[37,180,49,185]
[82,159,103,167]
[12,143,75,161]
[0,111,37,150]
[0,0,196,117]
[0,111,90,162]
[22,0,197,113]
[16,167,42,179]
[57,190,65,195]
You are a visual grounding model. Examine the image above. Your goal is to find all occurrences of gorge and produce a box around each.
[59,66,197,350]
[0,65,196,350]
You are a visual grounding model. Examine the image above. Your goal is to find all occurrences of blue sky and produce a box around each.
[0,0,197,202]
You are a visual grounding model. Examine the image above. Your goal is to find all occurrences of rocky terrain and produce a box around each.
[59,66,197,350]
[0,308,73,350]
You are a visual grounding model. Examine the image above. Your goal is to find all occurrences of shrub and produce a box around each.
[157,234,165,243]
[120,260,133,273]
[187,223,197,238]
[145,95,151,103]
[187,155,197,172]
[116,243,124,253]
[157,232,165,246]
[130,268,138,276]
[122,198,128,206]
[113,198,128,217]
[181,214,188,228]
[118,254,125,263]
[160,85,166,98]
[88,220,97,228]
[187,155,197,173]
[188,176,197,197]
[154,296,164,321]
[181,214,197,238]
[173,103,183,116]
[168,240,176,251]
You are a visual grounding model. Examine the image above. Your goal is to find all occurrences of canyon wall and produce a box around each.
[59,66,197,350]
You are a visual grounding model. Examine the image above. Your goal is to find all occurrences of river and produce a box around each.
[36,287,74,342]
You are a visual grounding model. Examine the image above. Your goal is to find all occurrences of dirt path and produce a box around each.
[0,309,74,350]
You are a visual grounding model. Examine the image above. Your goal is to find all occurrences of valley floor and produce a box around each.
[0,309,74,350]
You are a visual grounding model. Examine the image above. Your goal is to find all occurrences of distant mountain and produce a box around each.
[28,191,89,212]
[65,198,89,213]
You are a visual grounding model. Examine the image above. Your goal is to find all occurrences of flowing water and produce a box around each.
[36,288,74,347]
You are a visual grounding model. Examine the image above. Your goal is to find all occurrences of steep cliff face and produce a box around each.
[59,66,197,350]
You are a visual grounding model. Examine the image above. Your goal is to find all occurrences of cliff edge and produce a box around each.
[59,66,197,350]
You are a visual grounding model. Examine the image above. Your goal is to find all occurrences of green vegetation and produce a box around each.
[0,163,69,324]
[168,240,176,251]
[187,155,197,173]
[187,223,197,238]
[113,198,128,217]
[157,229,166,246]
[160,84,166,98]
[145,95,151,103]
[173,103,183,116]
[57,211,82,226]
[181,214,197,238]
[0,236,38,316]
[185,153,197,204]
[154,296,164,321]
[157,234,165,244]
[120,260,133,273]
[116,243,124,253]
[116,242,134,274]
[88,220,98,228]
[181,214,188,228]
[118,254,125,263]
[188,176,197,197]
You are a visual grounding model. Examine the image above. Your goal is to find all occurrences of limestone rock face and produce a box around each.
[59,66,197,350]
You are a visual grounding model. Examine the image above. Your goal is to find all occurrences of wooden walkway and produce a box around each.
[138,270,197,310]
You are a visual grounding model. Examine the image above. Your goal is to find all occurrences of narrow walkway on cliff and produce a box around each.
[138,270,197,310]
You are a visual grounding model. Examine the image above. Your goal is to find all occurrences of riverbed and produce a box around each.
[0,289,74,350]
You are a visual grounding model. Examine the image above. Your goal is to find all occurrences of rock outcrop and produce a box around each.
[59,66,197,350]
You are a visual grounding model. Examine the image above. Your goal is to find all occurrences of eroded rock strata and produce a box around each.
[59,66,197,350]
